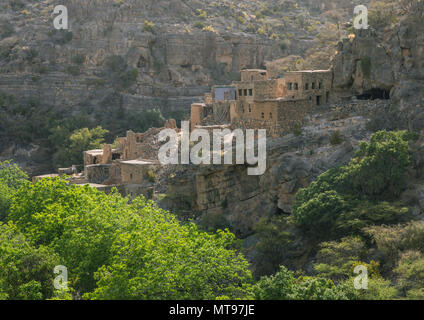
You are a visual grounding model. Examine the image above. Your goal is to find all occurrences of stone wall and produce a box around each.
[252,79,286,101]
[120,161,160,184]
[232,98,311,137]
[86,164,111,184]
[241,69,267,82]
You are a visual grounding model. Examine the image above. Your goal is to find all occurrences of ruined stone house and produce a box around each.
[34,68,333,196]
[191,68,332,136]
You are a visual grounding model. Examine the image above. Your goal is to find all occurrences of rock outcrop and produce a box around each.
[332,5,424,130]
[159,103,373,237]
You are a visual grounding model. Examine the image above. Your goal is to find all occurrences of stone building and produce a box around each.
[34,122,177,196]
[190,68,333,136]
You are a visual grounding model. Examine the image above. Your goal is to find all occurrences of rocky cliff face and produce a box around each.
[332,4,424,130]
[159,101,377,237]
[1,0,352,173]
[0,0,327,116]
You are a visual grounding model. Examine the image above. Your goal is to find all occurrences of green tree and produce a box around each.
[0,223,60,300]
[313,236,367,281]
[85,197,253,300]
[52,126,108,167]
[394,250,424,298]
[347,130,410,199]
[293,131,411,237]
[0,160,28,189]
[339,277,398,300]
[254,266,347,300]
[251,216,296,277]
[9,178,127,293]
[9,177,253,299]
[0,160,28,221]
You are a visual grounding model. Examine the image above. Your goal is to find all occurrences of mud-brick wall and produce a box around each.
[121,162,159,184]
[276,99,311,135]
[86,164,111,184]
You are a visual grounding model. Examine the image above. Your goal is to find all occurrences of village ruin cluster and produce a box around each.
[34,67,334,193]
[191,68,332,136]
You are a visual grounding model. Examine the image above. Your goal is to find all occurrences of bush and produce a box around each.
[329,130,343,145]
[0,160,28,189]
[0,22,14,40]
[313,236,367,281]
[293,123,302,136]
[254,266,347,300]
[146,169,156,183]
[340,277,398,300]
[279,40,291,51]
[65,65,80,76]
[0,223,60,300]
[0,183,12,221]
[50,30,73,45]
[194,21,206,29]
[52,126,108,168]
[142,20,155,33]
[104,55,138,89]
[360,56,372,79]
[25,48,38,62]
[250,216,296,277]
[72,54,86,65]
[293,131,411,237]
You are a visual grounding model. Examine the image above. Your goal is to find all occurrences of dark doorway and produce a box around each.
[316,95,321,106]
[356,88,390,100]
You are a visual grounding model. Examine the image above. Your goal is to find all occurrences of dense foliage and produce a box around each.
[0,92,169,170]
[1,129,423,300]
[1,169,254,299]
[254,266,347,300]
[293,131,411,237]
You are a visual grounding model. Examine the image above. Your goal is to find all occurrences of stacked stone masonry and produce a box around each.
[190,67,333,137]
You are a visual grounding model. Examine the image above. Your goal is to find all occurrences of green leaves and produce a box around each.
[6,176,253,299]
[0,160,28,189]
[0,223,60,300]
[51,126,109,166]
[0,160,28,222]
[293,131,411,238]
[86,202,253,300]
[254,266,347,300]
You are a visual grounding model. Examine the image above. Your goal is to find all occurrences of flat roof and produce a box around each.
[34,174,59,178]
[255,97,309,102]
[285,70,331,73]
[120,158,160,166]
[85,149,103,155]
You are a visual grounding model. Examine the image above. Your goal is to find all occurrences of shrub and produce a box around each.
[65,65,80,76]
[340,277,398,300]
[146,169,156,183]
[313,236,367,281]
[142,20,155,33]
[360,56,372,79]
[0,223,60,300]
[279,39,291,51]
[0,22,14,40]
[293,131,412,237]
[197,9,207,19]
[72,54,85,65]
[330,130,343,145]
[52,126,108,168]
[194,21,206,29]
[250,216,296,277]
[293,123,302,136]
[25,48,38,62]
[50,30,73,45]
[254,266,347,300]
